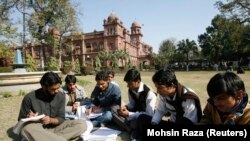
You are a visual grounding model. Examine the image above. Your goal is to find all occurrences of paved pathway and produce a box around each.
[0,83,40,93]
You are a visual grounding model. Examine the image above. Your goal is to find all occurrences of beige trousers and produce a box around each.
[21,119,87,141]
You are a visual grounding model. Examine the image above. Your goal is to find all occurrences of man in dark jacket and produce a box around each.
[88,71,121,127]
[17,72,87,141]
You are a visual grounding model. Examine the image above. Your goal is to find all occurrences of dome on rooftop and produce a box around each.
[131,20,141,27]
[107,13,119,23]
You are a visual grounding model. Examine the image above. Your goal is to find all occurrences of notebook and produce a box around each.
[13,114,45,135]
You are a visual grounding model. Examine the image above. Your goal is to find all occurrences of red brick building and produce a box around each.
[24,13,153,68]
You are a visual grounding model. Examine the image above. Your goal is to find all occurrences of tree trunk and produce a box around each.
[186,54,189,71]
[58,37,63,68]
[40,45,44,69]
[58,50,62,68]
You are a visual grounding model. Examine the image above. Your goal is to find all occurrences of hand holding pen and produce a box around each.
[27,109,38,118]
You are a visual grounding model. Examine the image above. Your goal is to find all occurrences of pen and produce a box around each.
[29,109,38,117]
[30,109,35,114]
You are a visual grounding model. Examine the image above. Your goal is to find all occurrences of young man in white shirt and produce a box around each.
[113,69,157,138]
[135,69,202,141]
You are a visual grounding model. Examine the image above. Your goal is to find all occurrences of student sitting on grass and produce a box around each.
[112,68,157,134]
[60,74,93,140]
[17,72,87,141]
[60,75,91,119]
[134,69,202,141]
[107,70,119,86]
[200,71,250,125]
[87,71,121,127]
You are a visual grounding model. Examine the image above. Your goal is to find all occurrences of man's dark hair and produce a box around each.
[124,68,141,82]
[152,69,178,86]
[107,70,115,77]
[207,72,246,98]
[95,71,109,81]
[40,71,62,87]
[65,75,77,84]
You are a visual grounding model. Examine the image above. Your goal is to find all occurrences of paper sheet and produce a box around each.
[76,106,103,120]
[13,114,45,135]
[87,127,121,141]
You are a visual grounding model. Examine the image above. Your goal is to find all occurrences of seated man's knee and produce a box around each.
[103,111,113,121]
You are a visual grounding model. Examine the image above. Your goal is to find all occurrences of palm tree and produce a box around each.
[111,54,119,70]
[149,53,164,69]
[177,39,198,71]
[95,56,101,68]
[97,51,111,67]
[119,50,129,67]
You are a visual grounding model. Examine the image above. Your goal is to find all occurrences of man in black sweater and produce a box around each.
[17,72,87,141]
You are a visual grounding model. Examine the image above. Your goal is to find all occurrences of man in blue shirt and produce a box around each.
[87,71,121,127]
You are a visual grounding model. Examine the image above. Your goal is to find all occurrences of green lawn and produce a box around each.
[1,71,250,141]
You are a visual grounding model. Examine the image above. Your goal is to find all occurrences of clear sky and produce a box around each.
[78,0,222,53]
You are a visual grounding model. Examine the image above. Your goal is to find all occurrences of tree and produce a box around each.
[111,50,129,68]
[63,60,73,74]
[0,41,14,67]
[97,51,111,67]
[95,56,101,68]
[111,55,119,70]
[47,57,58,71]
[0,41,14,59]
[74,58,81,74]
[177,39,198,71]
[0,0,17,43]
[158,39,176,67]
[149,53,159,65]
[216,0,250,23]
[240,24,250,54]
[198,15,248,63]
[3,0,80,69]
[26,54,37,72]
[52,1,79,68]
[120,50,129,68]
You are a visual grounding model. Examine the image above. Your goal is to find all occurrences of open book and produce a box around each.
[76,106,103,120]
[13,114,45,135]
[86,112,103,119]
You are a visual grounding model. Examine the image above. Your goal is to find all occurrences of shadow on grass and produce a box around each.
[7,127,21,141]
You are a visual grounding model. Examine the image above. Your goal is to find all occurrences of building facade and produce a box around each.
[24,13,153,69]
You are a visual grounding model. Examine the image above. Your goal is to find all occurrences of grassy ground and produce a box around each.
[1,71,250,141]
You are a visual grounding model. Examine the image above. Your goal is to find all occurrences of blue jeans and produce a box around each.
[91,111,112,127]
